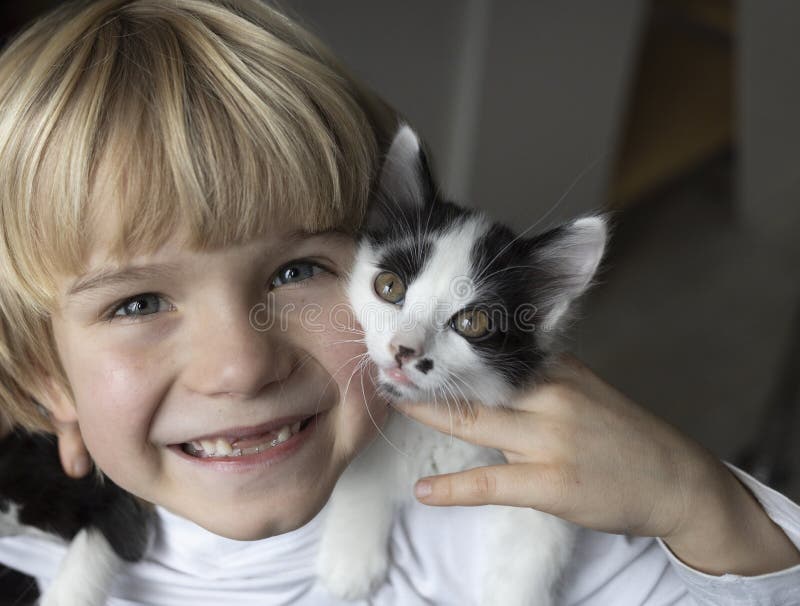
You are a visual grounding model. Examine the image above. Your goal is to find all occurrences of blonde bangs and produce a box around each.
[1,0,379,315]
[0,0,392,430]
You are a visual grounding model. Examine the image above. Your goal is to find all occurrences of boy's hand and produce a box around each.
[394,354,800,576]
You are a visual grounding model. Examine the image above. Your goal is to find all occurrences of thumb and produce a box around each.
[413,462,567,511]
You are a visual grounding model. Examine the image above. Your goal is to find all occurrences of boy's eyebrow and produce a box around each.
[67,263,183,298]
[286,227,349,241]
[65,229,349,298]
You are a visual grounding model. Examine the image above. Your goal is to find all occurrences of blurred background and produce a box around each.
[285,0,800,505]
[1,0,799,597]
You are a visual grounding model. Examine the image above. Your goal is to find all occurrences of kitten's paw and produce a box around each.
[317,544,390,600]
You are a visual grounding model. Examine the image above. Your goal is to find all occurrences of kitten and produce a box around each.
[317,124,608,605]
[0,429,154,605]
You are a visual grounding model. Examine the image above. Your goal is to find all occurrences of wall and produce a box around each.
[287,0,646,228]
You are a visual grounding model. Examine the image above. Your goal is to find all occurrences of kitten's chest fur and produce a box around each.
[317,124,606,605]
[376,410,506,494]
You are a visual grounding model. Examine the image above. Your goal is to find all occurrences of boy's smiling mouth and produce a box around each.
[172,413,320,460]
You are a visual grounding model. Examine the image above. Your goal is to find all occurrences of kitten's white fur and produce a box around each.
[317,125,606,605]
[0,506,122,606]
[39,528,122,606]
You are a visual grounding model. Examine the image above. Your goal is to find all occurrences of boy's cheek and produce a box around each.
[72,365,161,466]
[303,320,389,449]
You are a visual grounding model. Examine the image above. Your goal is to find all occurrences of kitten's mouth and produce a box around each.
[179,416,315,459]
[384,367,416,387]
[378,367,421,401]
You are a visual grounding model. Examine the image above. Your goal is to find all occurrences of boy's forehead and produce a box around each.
[64,220,347,299]
[79,185,297,274]
[63,169,353,304]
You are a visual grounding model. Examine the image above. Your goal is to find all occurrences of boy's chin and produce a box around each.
[176,490,332,541]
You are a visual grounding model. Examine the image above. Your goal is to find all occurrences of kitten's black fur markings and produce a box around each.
[0,430,153,562]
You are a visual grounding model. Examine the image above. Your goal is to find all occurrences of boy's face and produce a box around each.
[48,215,386,540]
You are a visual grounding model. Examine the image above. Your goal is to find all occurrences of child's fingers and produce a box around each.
[392,400,529,453]
[53,419,92,478]
[412,462,571,512]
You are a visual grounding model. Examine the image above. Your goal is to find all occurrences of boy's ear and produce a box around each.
[35,375,79,424]
[35,375,91,478]
[366,123,434,231]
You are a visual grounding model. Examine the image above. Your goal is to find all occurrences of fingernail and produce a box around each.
[415,480,432,498]
[72,455,90,477]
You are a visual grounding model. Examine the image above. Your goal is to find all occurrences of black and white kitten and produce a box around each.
[317,124,607,605]
[0,429,153,605]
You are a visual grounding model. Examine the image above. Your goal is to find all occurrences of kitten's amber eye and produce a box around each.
[451,309,492,339]
[374,271,406,304]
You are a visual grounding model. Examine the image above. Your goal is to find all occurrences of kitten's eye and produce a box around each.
[373,271,406,305]
[271,261,325,288]
[450,309,492,339]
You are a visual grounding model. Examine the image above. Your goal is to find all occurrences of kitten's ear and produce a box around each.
[366,123,433,231]
[527,214,608,332]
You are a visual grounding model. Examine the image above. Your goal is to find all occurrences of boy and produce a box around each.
[0,1,798,603]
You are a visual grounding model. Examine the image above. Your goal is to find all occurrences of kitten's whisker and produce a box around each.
[287,349,323,377]
[474,153,606,285]
[440,379,464,446]
[275,349,318,404]
[341,353,373,402]
[359,360,410,457]
[444,372,470,428]
[377,190,416,241]
[446,372,471,410]
[475,263,539,286]
[325,338,368,347]
[312,351,373,416]
[448,372,477,418]
[431,388,456,444]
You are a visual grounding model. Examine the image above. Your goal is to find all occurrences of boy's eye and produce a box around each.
[271,261,326,288]
[109,293,171,320]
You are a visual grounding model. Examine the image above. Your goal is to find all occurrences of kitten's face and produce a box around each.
[348,125,607,407]
[349,212,524,405]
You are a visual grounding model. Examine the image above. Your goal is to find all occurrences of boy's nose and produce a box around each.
[182,306,295,399]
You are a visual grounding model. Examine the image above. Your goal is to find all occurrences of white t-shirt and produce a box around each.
[1,463,799,605]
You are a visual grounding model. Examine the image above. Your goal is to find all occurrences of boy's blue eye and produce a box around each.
[109,293,170,320]
[103,262,327,321]
[271,261,325,288]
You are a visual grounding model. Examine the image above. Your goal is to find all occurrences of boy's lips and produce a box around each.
[169,411,326,470]
[173,412,323,445]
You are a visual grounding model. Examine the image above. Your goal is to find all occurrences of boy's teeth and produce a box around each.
[183,421,306,459]
[275,426,291,443]
[215,438,233,456]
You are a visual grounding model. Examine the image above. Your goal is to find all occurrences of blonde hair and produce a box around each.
[0,0,395,431]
